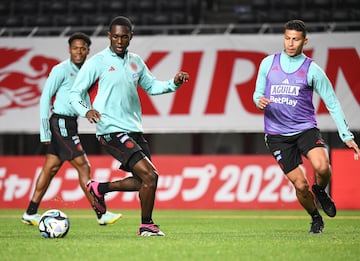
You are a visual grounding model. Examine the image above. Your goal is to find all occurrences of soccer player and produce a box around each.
[69,16,189,236]
[253,20,360,233]
[22,32,122,226]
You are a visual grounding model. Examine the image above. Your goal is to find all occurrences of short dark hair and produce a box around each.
[285,20,307,38]
[109,16,133,32]
[68,32,91,46]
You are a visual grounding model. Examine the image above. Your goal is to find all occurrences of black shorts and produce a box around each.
[47,114,85,161]
[265,128,327,174]
[99,132,151,172]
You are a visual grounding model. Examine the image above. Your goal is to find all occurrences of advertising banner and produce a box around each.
[0,155,315,210]
[0,33,359,133]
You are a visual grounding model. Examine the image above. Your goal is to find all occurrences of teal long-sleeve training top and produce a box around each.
[70,47,180,136]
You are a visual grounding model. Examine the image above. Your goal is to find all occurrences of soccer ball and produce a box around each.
[38,209,70,238]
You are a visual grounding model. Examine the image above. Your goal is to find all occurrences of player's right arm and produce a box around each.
[253,55,273,110]
[70,56,100,118]
[39,64,64,143]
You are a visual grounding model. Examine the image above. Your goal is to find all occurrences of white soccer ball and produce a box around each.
[38,209,70,238]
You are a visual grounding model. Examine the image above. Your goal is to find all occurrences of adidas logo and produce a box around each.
[316,139,324,145]
[282,79,289,84]
[109,66,115,71]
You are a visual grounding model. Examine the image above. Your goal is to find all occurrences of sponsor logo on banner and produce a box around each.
[0,48,59,115]
[0,34,359,133]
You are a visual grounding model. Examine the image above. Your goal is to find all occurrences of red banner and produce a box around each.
[0,155,316,210]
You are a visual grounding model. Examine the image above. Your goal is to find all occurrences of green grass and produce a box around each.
[1,209,359,261]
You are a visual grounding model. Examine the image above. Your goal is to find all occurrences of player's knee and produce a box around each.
[133,158,158,186]
[139,166,158,189]
[315,163,330,176]
[311,157,330,175]
[49,165,61,176]
[145,169,159,187]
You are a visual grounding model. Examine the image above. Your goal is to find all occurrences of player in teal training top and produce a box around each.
[22,32,122,226]
[253,20,360,233]
[70,16,189,236]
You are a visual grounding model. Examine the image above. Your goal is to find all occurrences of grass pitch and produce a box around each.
[0,209,359,261]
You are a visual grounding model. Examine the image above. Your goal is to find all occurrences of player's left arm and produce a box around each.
[136,57,188,95]
[310,63,359,158]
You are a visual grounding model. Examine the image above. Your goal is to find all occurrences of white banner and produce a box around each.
[0,33,359,133]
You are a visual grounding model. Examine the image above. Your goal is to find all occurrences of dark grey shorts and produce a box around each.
[47,114,85,161]
[99,132,151,172]
[265,128,327,174]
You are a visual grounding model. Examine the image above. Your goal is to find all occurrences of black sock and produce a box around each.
[314,183,326,190]
[141,218,153,224]
[310,208,321,220]
[26,201,39,215]
[98,182,110,194]
[95,210,103,219]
